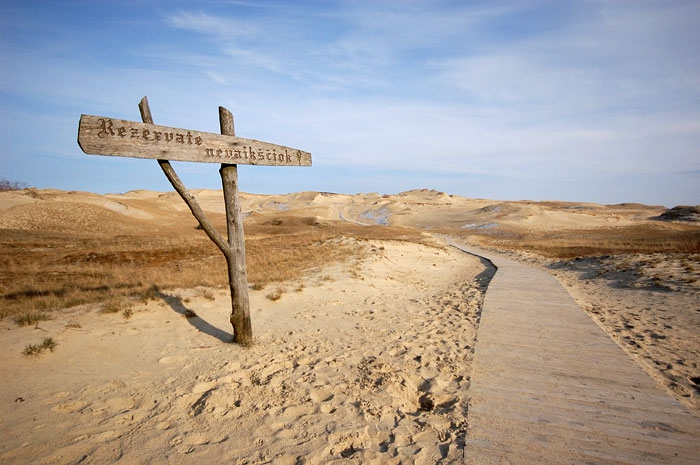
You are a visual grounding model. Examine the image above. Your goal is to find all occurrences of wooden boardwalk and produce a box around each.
[447,240,700,464]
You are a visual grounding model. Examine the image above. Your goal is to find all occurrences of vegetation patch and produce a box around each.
[0,177,29,191]
[1,216,428,323]
[460,223,700,259]
[265,288,283,301]
[14,312,51,327]
[23,337,57,357]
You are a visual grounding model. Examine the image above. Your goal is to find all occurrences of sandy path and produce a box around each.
[1,240,491,464]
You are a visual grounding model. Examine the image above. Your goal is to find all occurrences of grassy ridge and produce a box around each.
[0,216,427,321]
[459,223,700,258]
[2,198,698,322]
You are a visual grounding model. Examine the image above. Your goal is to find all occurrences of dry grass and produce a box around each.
[0,214,427,322]
[23,337,57,357]
[265,288,283,301]
[14,312,51,326]
[459,223,700,259]
[244,215,429,288]
[11,189,695,326]
[0,229,226,321]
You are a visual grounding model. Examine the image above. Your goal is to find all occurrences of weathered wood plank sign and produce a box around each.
[78,114,312,166]
[77,97,311,346]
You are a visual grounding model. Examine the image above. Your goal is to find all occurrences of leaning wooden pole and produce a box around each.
[218,107,253,346]
[80,97,310,345]
[138,97,252,345]
[138,97,231,260]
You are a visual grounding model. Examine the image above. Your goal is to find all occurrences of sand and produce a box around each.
[1,188,698,464]
[1,240,492,464]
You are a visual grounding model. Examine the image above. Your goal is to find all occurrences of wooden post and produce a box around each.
[79,96,310,346]
[138,98,231,261]
[218,107,253,346]
[138,98,252,345]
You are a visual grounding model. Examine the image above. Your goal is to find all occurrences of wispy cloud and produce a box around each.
[166,10,257,36]
[1,0,698,205]
[159,1,700,204]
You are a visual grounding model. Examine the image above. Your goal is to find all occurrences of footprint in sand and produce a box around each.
[169,431,228,454]
[192,380,217,394]
[309,387,334,403]
[104,397,136,413]
[52,400,90,414]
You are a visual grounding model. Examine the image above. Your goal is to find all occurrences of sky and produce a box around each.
[2,0,699,207]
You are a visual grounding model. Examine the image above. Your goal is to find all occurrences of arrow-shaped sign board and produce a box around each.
[78,114,312,166]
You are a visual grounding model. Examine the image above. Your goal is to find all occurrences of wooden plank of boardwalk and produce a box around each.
[447,240,700,465]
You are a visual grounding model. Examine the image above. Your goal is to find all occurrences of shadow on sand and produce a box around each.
[157,291,232,343]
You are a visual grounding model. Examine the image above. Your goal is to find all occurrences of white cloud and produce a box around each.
[165,10,257,37]
[2,0,699,205]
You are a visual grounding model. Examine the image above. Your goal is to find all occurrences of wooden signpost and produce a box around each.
[78,97,312,345]
[78,115,311,166]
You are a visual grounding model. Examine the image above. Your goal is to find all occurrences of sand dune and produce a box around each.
[1,238,492,464]
[0,188,697,464]
[0,187,672,232]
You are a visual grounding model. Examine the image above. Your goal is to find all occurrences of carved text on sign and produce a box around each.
[78,114,312,167]
[98,118,204,146]
[204,147,301,164]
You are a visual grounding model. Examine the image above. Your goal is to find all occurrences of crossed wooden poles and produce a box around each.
[79,97,312,345]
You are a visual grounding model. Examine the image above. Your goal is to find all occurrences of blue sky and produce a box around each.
[2,0,699,206]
